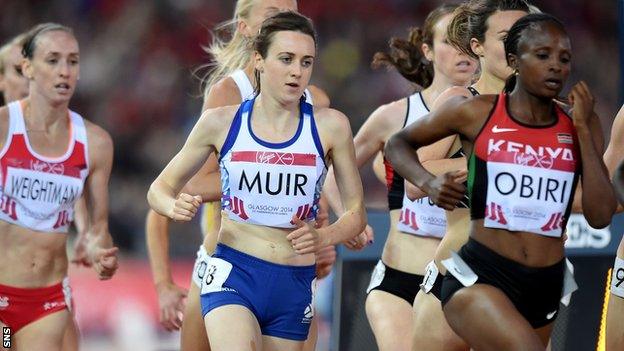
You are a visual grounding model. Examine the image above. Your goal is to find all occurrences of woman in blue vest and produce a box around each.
[148,12,365,350]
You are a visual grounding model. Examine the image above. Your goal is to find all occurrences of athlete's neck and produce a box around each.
[422,74,472,107]
[244,63,256,88]
[473,72,505,95]
[24,93,69,132]
[254,93,299,131]
[507,86,556,126]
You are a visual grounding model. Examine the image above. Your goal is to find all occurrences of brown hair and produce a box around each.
[371,4,458,88]
[252,11,316,94]
[447,0,530,60]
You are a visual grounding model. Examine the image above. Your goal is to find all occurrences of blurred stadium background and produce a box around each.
[0,0,622,350]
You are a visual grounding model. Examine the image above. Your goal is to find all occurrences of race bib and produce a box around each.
[420,260,439,293]
[200,257,233,295]
[611,257,624,299]
[483,151,575,237]
[442,251,478,287]
[366,261,386,294]
[4,166,83,218]
[192,246,211,288]
[560,258,578,306]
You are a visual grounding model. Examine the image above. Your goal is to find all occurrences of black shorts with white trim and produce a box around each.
[441,238,564,328]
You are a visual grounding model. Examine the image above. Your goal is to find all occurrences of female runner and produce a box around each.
[145,1,334,350]
[0,23,119,350]
[387,13,615,349]
[409,2,530,349]
[323,4,476,350]
[148,11,365,351]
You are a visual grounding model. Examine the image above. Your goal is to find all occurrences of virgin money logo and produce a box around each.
[255,152,294,165]
[256,152,275,164]
[514,152,554,169]
[31,160,64,174]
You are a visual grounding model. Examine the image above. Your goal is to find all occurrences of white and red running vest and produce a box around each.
[395,92,448,238]
[198,71,316,234]
[468,93,580,237]
[219,95,326,228]
[0,101,89,233]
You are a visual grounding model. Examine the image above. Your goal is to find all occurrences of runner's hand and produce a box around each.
[345,225,373,251]
[91,246,119,280]
[426,171,467,210]
[171,193,202,222]
[288,215,325,254]
[156,282,187,331]
[71,233,91,267]
[568,81,595,129]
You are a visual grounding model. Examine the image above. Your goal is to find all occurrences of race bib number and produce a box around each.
[483,149,575,237]
[192,246,211,288]
[420,260,439,293]
[366,261,386,294]
[611,257,624,299]
[200,257,233,295]
[560,258,578,306]
[442,251,478,287]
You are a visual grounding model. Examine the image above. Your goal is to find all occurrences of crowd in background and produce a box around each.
[0,0,618,255]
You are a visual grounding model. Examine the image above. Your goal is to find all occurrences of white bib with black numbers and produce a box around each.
[219,95,327,228]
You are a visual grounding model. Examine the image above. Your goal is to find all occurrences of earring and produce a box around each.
[513,68,519,76]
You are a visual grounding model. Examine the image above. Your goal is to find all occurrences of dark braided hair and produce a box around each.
[372,4,458,89]
[502,13,567,93]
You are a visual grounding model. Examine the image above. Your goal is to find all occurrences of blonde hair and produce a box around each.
[201,0,257,96]
[0,33,28,74]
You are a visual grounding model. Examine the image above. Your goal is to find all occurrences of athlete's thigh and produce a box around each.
[204,305,262,351]
[182,282,210,351]
[443,284,543,351]
[534,323,554,349]
[607,294,624,350]
[61,315,80,351]
[366,290,414,351]
[301,316,317,351]
[14,309,69,351]
[263,335,305,351]
[412,291,468,351]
